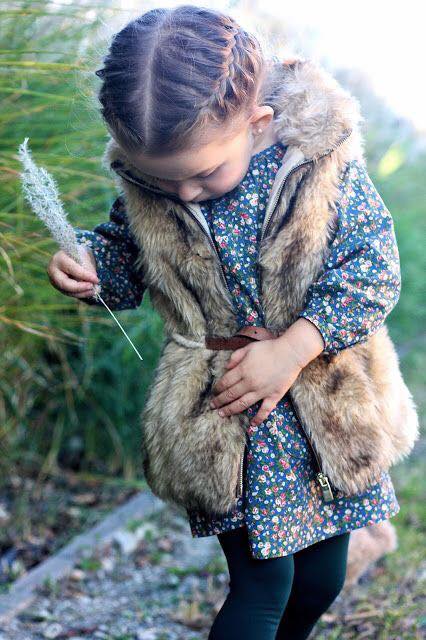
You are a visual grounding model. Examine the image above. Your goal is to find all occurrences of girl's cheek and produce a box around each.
[209,171,244,197]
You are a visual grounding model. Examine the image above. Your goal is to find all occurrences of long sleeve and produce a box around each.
[74,194,146,310]
[298,159,401,356]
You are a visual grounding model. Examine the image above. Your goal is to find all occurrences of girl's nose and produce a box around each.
[177,183,203,203]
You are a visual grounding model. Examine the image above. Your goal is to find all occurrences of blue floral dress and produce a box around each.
[75,142,401,560]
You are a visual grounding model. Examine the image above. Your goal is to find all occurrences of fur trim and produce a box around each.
[267,59,365,160]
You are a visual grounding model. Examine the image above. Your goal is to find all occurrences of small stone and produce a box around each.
[10,474,22,488]
[11,558,26,578]
[72,492,97,506]
[100,556,115,572]
[19,607,51,622]
[67,506,81,519]
[69,568,86,581]
[112,522,155,554]
[75,594,92,605]
[0,504,10,525]
[157,536,173,552]
[113,530,139,554]
[43,622,63,639]
[136,629,161,640]
[166,573,180,587]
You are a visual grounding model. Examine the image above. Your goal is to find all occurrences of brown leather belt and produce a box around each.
[205,325,279,350]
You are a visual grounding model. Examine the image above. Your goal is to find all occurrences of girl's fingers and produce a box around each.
[212,357,246,395]
[210,378,247,410]
[249,397,279,427]
[48,267,96,294]
[58,251,99,284]
[73,289,96,299]
[47,249,100,297]
[213,391,258,418]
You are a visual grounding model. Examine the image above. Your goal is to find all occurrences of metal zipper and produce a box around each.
[287,391,334,502]
[253,128,352,503]
[235,441,246,499]
[256,156,313,298]
[260,158,313,243]
[257,151,337,501]
[259,127,353,243]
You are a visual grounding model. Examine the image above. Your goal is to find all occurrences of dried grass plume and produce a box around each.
[17,137,143,361]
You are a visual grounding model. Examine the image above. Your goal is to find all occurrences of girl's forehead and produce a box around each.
[127,126,248,181]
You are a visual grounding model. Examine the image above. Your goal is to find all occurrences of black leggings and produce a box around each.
[208,525,350,640]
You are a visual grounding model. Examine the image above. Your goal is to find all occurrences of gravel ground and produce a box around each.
[2,501,419,640]
[0,505,226,640]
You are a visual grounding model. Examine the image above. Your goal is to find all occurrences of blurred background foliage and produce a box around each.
[1,0,425,489]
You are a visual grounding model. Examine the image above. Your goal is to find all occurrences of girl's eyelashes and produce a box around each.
[198,167,219,178]
[160,166,220,186]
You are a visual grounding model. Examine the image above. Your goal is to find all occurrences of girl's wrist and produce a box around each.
[275,317,325,369]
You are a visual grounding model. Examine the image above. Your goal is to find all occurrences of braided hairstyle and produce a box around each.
[95,5,268,155]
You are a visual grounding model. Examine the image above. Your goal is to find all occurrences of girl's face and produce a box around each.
[125,106,274,203]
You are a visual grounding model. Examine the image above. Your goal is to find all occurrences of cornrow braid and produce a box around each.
[196,20,260,115]
[95,5,266,154]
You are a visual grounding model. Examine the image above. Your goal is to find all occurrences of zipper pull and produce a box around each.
[317,472,334,502]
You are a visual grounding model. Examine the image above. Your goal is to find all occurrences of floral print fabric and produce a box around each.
[75,196,145,310]
[298,159,402,354]
[74,142,401,559]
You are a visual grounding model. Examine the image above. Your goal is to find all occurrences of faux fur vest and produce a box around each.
[101,59,419,514]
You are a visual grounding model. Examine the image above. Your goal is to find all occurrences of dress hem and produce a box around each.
[188,505,400,560]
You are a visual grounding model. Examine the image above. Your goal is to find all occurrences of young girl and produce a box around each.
[47,6,405,639]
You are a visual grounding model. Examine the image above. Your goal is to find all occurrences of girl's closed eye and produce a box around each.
[199,167,219,178]
[162,165,220,186]
[156,164,232,202]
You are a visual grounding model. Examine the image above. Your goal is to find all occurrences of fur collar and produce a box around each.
[102,58,365,192]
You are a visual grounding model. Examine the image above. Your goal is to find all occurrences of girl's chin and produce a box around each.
[190,193,214,203]
[187,180,241,203]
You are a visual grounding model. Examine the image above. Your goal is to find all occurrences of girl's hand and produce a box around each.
[47,248,100,299]
[209,336,305,427]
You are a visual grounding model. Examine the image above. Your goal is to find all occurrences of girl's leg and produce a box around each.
[275,531,351,639]
[208,526,295,640]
